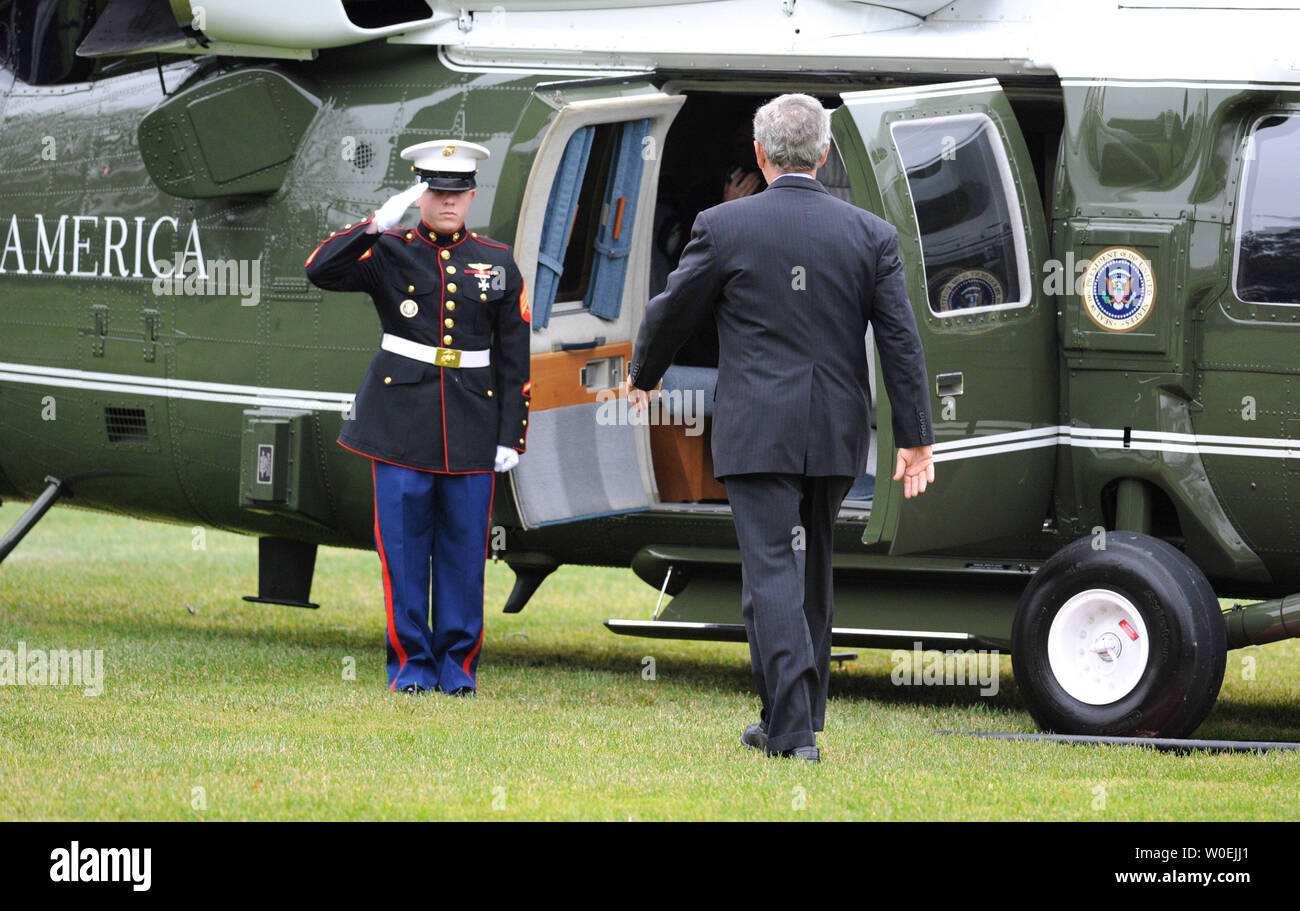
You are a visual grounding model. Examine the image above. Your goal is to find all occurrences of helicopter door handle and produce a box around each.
[936,372,964,397]
[90,304,108,358]
[142,309,159,363]
[556,337,606,352]
[579,355,623,392]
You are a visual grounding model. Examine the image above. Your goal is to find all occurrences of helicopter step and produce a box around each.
[242,538,319,610]
[0,476,67,566]
[501,553,560,614]
[604,617,993,653]
[606,545,1032,651]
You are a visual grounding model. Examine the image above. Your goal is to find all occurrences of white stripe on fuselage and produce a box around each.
[932,425,1299,462]
[1,363,1296,457]
[0,361,354,413]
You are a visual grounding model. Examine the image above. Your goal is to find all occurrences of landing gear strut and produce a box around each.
[0,476,66,565]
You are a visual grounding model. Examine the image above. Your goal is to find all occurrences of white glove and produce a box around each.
[372,181,428,232]
[494,446,519,472]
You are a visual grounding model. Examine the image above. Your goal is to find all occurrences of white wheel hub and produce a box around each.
[1047,588,1150,705]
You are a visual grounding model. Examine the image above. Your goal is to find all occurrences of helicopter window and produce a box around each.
[531,124,604,327]
[1234,114,1300,307]
[0,0,97,85]
[585,119,651,320]
[533,119,651,327]
[890,114,1030,316]
[342,0,434,29]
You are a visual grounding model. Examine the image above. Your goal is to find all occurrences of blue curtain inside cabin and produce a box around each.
[586,119,650,320]
[532,126,595,329]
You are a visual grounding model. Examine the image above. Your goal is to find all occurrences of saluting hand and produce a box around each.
[371,181,429,233]
[893,445,935,499]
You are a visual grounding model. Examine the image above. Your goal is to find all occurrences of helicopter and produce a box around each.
[1,0,1299,739]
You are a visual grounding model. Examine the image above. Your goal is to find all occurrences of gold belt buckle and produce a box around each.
[435,347,461,368]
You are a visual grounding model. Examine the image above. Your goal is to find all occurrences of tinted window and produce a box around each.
[555,124,615,305]
[0,0,96,85]
[891,115,1027,315]
[1236,115,1300,305]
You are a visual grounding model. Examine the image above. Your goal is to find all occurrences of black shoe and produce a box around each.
[398,684,428,695]
[445,686,476,697]
[774,745,820,763]
[741,722,768,752]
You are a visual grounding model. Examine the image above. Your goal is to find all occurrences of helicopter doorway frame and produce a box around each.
[507,83,685,529]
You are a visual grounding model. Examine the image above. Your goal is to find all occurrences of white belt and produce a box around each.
[382,333,490,369]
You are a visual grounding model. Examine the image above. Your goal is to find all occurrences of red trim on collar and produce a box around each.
[416,219,470,248]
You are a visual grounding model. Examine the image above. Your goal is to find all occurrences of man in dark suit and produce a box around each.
[627,94,935,762]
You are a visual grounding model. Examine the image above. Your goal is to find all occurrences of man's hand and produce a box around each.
[723,169,762,202]
[494,446,519,473]
[622,379,658,413]
[893,445,935,499]
[371,181,428,233]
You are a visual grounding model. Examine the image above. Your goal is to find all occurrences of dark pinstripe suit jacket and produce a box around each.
[630,174,933,478]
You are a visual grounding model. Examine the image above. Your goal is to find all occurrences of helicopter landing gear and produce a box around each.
[1011,531,1226,739]
[0,476,66,565]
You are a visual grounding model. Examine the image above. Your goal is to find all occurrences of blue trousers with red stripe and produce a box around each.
[372,461,494,692]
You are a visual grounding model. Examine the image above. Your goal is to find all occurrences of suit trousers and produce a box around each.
[372,460,494,692]
[724,473,855,752]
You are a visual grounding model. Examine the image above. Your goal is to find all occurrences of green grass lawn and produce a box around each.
[1,502,1297,820]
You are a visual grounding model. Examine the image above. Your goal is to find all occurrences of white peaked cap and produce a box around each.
[400,139,490,173]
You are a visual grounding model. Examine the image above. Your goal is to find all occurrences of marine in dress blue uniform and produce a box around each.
[304,140,531,695]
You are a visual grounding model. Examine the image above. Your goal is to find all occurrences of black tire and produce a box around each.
[1011,531,1226,738]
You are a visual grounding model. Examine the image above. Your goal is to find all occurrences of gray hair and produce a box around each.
[752,94,831,172]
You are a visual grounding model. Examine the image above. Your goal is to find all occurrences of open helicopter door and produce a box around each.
[831,79,1057,554]
[504,79,685,528]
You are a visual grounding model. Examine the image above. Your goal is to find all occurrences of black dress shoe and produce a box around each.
[445,686,476,697]
[741,722,768,752]
[399,684,427,695]
[774,745,820,763]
